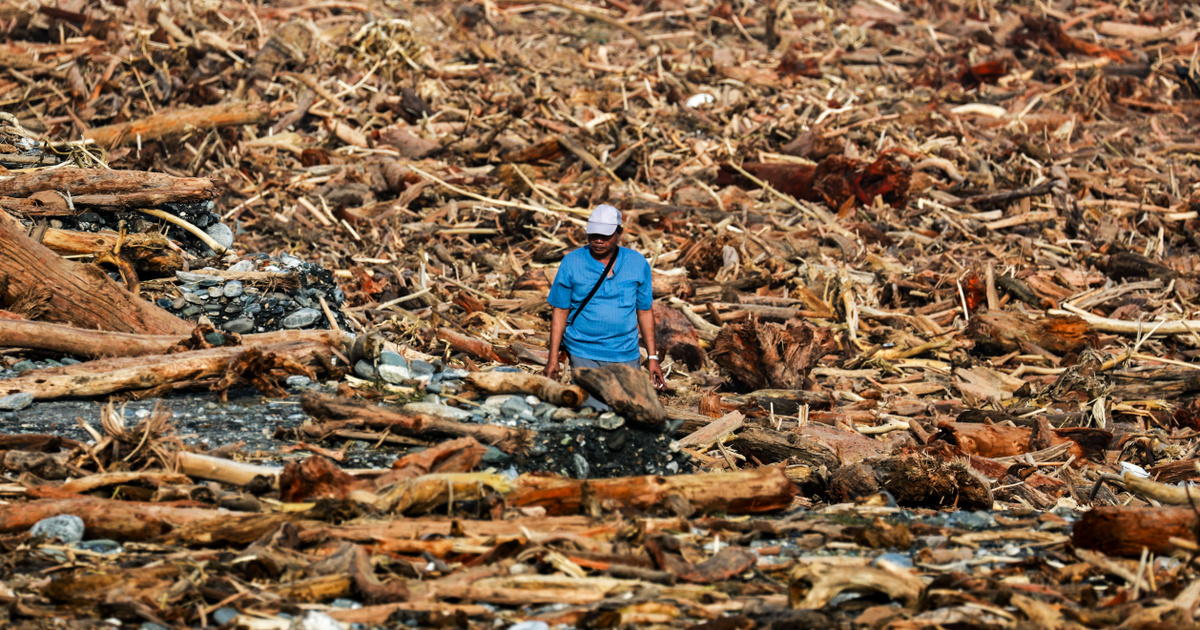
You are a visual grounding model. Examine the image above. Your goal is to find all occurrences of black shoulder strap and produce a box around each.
[568,248,619,327]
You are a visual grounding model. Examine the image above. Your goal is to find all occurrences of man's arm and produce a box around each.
[636,308,667,389]
[543,307,570,380]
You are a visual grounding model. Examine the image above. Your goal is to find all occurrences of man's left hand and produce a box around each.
[648,358,667,391]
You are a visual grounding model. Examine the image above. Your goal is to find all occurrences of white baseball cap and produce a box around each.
[586,204,622,235]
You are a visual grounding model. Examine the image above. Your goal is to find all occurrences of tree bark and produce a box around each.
[0,210,191,334]
[573,363,666,427]
[731,426,840,469]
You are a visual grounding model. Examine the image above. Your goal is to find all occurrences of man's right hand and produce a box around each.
[542,361,560,380]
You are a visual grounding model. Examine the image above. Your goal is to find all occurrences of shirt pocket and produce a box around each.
[611,279,638,308]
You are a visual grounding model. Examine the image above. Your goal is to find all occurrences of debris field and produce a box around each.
[4,0,1200,628]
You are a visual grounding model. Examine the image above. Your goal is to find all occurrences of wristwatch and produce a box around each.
[647,354,659,361]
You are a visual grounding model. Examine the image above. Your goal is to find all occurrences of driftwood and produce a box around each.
[572,363,666,427]
[506,466,797,516]
[0,318,347,358]
[300,392,533,454]
[0,340,332,399]
[437,327,514,364]
[465,370,587,407]
[964,311,1094,355]
[731,426,840,469]
[41,229,184,276]
[0,167,215,199]
[1072,506,1197,557]
[83,102,269,148]
[0,211,191,334]
[827,454,993,511]
[710,318,836,391]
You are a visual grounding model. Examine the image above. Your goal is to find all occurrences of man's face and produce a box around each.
[587,229,620,258]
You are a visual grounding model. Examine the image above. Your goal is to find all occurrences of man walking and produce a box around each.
[543,204,667,390]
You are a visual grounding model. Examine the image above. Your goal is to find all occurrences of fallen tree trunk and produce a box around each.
[0,340,332,399]
[963,310,1093,355]
[1072,506,1196,557]
[301,392,533,454]
[0,497,223,540]
[731,426,841,469]
[573,363,666,427]
[0,319,347,359]
[465,370,587,408]
[437,327,513,364]
[83,102,270,148]
[0,210,191,334]
[506,466,797,516]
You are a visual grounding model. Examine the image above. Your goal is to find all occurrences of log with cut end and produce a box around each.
[731,426,840,469]
[465,370,587,408]
[506,466,797,516]
[0,210,191,335]
[0,167,216,199]
[964,310,1093,355]
[437,327,513,364]
[300,392,532,454]
[572,363,666,427]
[83,102,269,148]
[1072,506,1196,557]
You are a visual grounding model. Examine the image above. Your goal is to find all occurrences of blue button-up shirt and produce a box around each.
[547,246,653,362]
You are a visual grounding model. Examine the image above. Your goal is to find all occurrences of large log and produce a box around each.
[731,426,840,469]
[573,363,666,427]
[1072,506,1196,557]
[932,422,1110,462]
[465,370,587,408]
[0,319,348,359]
[963,310,1093,355]
[652,302,705,370]
[710,318,836,390]
[300,392,533,454]
[0,167,215,199]
[83,102,269,148]
[0,340,332,399]
[0,210,191,335]
[41,229,184,276]
[506,466,797,516]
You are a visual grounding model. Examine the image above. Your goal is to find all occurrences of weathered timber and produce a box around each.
[83,102,269,147]
[731,426,840,469]
[827,454,993,511]
[964,311,1093,355]
[466,370,587,407]
[506,466,797,516]
[573,363,666,427]
[1072,506,1196,557]
[0,210,191,334]
[300,392,533,454]
[0,167,215,198]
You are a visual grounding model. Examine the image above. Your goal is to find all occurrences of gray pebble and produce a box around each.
[31,514,85,544]
[409,359,436,376]
[223,280,244,298]
[227,260,254,273]
[222,318,255,334]
[176,271,222,286]
[12,360,36,373]
[286,375,313,389]
[573,453,590,479]
[378,350,406,367]
[509,622,550,630]
[596,412,624,431]
[203,332,225,346]
[75,539,123,555]
[205,223,235,250]
[60,358,81,366]
[354,360,378,380]
[0,392,34,411]
[402,402,473,421]
[282,308,322,328]
[378,364,411,384]
[182,305,202,317]
[206,287,224,298]
[212,607,239,626]
[425,382,442,394]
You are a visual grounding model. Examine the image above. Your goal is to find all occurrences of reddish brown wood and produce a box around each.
[964,311,1094,355]
[83,102,269,147]
[0,211,191,335]
[0,167,215,198]
[1072,506,1196,557]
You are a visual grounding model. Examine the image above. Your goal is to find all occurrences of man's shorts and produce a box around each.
[571,356,640,370]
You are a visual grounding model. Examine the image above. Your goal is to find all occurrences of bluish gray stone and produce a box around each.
[280,254,303,268]
[296,610,342,630]
[409,359,436,376]
[282,308,322,328]
[378,364,411,384]
[212,607,239,626]
[402,402,473,421]
[499,396,533,419]
[156,297,173,308]
[482,446,511,465]
[206,287,224,298]
[60,358,81,366]
[425,382,442,394]
[75,539,123,554]
[31,514,85,544]
[873,552,914,569]
[203,332,225,346]
[286,375,313,389]
[12,360,36,373]
[509,621,551,630]
[44,359,62,368]
[176,271,222,286]
[572,453,590,479]
[222,318,255,334]
[0,392,34,411]
[205,222,234,250]
[440,368,469,380]
[227,260,255,273]
[223,280,244,298]
[354,360,378,380]
[330,598,362,609]
[378,351,406,367]
[141,623,171,630]
[182,305,202,317]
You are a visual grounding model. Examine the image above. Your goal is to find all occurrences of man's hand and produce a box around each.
[542,361,560,381]
[648,358,667,391]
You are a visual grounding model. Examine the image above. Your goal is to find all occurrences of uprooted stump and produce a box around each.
[827,454,993,511]
[709,317,835,391]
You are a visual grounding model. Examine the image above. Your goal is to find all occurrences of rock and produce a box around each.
[223,280,244,298]
[286,375,313,389]
[204,332,226,346]
[60,358,81,366]
[573,453,590,478]
[596,412,625,431]
[378,363,412,384]
[75,539,123,555]
[212,607,239,626]
[409,359,436,376]
[30,514,85,544]
[482,446,511,465]
[222,318,255,334]
[440,368,469,380]
[353,360,378,380]
[293,610,343,630]
[425,382,442,394]
[0,392,34,411]
[551,408,577,422]
[282,308,323,328]
[379,350,407,367]
[402,402,473,421]
[509,621,551,630]
[207,287,223,298]
[12,360,36,374]
[205,222,235,250]
[227,260,255,272]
